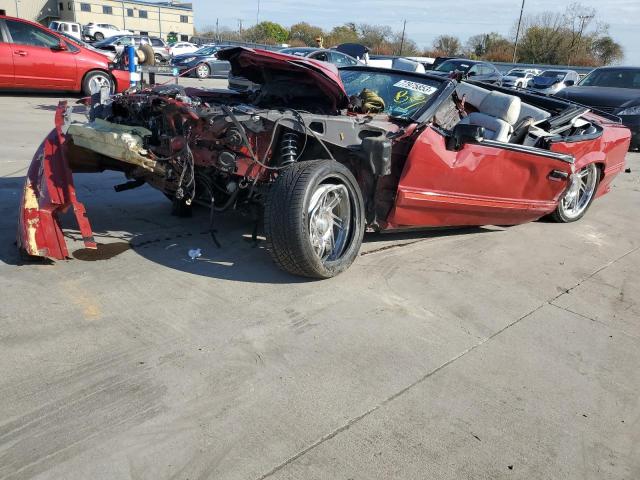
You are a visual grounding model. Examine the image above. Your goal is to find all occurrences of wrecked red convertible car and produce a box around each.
[17,47,630,278]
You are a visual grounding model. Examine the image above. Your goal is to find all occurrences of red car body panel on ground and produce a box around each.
[0,15,128,94]
[17,105,96,258]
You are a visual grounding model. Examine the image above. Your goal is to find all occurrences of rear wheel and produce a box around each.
[195,63,210,79]
[82,70,113,96]
[265,160,365,279]
[551,163,600,222]
[154,53,163,64]
[93,32,104,41]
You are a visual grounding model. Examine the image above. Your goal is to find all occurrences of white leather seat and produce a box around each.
[458,90,522,142]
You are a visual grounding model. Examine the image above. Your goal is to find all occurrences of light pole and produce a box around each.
[256,0,260,25]
[399,19,406,56]
[512,0,525,63]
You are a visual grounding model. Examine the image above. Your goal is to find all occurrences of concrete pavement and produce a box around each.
[0,82,638,480]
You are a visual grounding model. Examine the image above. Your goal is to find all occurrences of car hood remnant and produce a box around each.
[217,47,349,112]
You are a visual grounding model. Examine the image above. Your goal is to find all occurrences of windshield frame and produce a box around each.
[338,66,450,121]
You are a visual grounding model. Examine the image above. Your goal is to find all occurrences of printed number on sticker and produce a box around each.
[393,80,437,95]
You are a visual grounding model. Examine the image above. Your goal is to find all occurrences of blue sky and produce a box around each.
[191,0,639,64]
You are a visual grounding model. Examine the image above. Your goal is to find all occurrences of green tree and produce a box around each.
[325,24,359,46]
[244,21,289,44]
[591,36,624,65]
[289,22,324,46]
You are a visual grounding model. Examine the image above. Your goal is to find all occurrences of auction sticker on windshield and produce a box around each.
[393,80,438,95]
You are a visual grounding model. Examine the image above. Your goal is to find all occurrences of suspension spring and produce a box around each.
[279,132,299,166]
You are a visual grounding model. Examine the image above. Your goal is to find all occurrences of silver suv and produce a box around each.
[93,35,171,63]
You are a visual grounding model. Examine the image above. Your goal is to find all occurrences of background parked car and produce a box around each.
[82,23,132,41]
[93,35,170,63]
[555,66,640,149]
[48,21,82,40]
[279,47,360,66]
[171,44,233,78]
[0,15,129,95]
[427,56,455,70]
[528,70,578,95]
[430,59,502,84]
[169,41,198,57]
[501,68,539,88]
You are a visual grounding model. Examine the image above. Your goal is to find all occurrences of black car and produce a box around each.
[555,67,640,149]
[428,56,455,71]
[430,59,502,84]
[170,45,233,78]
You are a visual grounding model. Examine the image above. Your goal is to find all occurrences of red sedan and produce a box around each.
[0,15,129,95]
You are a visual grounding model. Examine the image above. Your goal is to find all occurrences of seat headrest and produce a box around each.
[479,91,521,125]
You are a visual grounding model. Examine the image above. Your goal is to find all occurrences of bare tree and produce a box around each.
[432,35,461,56]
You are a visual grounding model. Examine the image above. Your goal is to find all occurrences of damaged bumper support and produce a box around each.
[17,103,97,259]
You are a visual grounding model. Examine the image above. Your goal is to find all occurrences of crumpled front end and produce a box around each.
[17,103,97,260]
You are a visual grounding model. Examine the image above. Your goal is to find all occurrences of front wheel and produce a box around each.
[93,32,104,41]
[82,70,114,96]
[264,160,365,279]
[551,163,600,222]
[195,62,210,79]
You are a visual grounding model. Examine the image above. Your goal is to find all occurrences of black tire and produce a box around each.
[154,53,163,64]
[81,70,114,96]
[551,163,600,223]
[94,32,104,41]
[264,160,365,279]
[195,62,210,79]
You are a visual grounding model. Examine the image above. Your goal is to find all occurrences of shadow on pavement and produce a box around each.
[0,173,498,283]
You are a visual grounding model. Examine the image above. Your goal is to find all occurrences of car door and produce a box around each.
[5,19,77,90]
[387,127,574,228]
[0,21,15,87]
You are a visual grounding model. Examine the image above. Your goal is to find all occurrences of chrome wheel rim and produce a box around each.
[196,64,209,78]
[561,163,597,219]
[308,183,351,262]
[88,74,111,94]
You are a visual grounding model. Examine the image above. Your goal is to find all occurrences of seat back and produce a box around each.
[459,91,521,142]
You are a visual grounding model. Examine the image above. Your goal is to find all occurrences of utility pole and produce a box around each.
[238,18,243,35]
[512,0,525,63]
[216,18,219,38]
[256,0,260,25]
[568,14,594,66]
[399,19,406,56]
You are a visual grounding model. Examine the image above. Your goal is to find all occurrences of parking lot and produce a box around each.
[1,78,639,479]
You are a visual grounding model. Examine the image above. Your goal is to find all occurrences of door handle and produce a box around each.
[14,50,28,56]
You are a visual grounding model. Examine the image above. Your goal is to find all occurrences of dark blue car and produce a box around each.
[171,45,233,78]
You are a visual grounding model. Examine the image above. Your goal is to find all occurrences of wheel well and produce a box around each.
[595,162,605,179]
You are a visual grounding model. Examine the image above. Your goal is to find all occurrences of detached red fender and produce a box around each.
[17,102,96,260]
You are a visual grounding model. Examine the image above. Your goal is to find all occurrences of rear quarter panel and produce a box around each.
[550,118,630,198]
